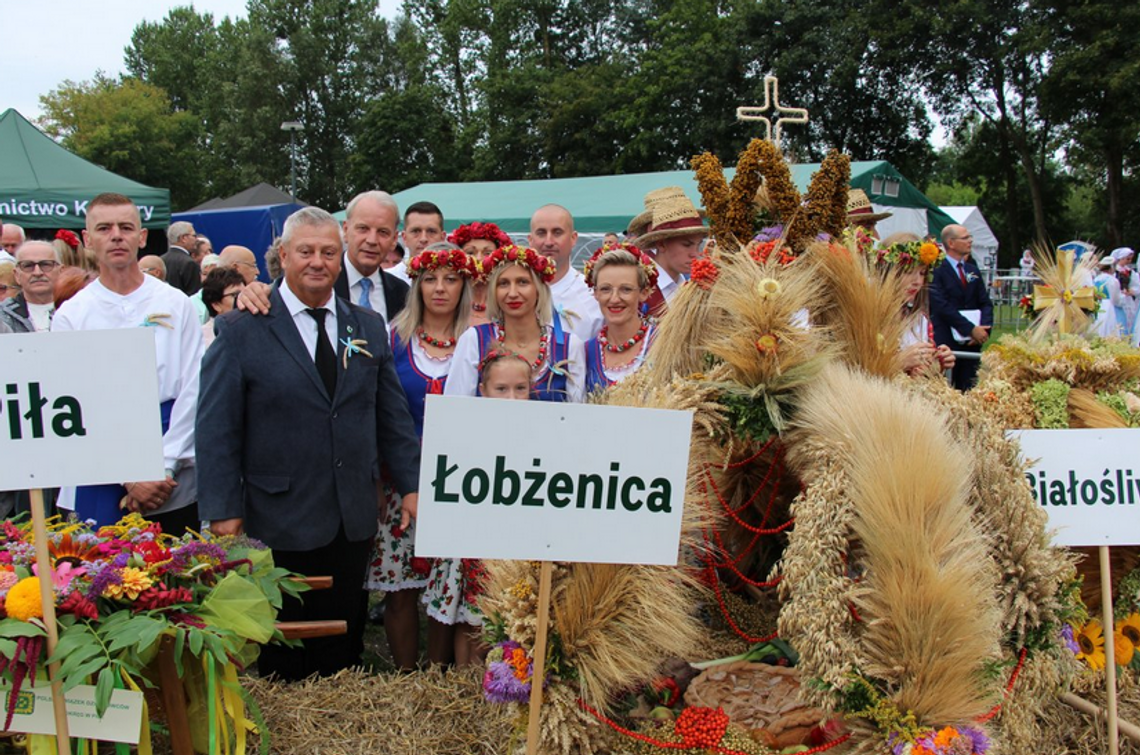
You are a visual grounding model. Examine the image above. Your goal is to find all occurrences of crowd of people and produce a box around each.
[0,184,1134,679]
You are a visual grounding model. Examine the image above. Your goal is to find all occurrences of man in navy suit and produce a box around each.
[929,224,993,390]
[197,207,420,681]
[236,191,409,323]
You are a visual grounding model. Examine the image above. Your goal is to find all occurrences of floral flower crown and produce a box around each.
[448,221,513,250]
[478,348,532,377]
[873,240,945,276]
[481,244,556,284]
[582,241,660,290]
[55,229,80,249]
[406,248,478,279]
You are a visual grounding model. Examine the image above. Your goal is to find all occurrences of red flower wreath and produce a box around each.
[406,248,478,279]
[54,229,81,249]
[481,244,556,284]
[448,221,512,250]
[582,241,660,290]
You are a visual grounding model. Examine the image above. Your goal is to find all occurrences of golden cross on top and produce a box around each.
[1033,249,1096,334]
[736,75,809,148]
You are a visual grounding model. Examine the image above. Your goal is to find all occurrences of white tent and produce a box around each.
[941,206,1000,271]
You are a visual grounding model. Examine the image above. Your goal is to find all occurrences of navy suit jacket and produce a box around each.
[928,257,994,348]
[334,265,409,323]
[196,287,420,551]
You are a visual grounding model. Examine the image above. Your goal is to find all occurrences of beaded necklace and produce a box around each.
[416,326,457,349]
[598,319,649,353]
[498,326,549,371]
[472,302,487,312]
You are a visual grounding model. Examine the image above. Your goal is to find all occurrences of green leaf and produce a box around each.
[173,629,186,678]
[188,628,204,657]
[56,644,103,681]
[0,639,17,659]
[95,666,115,718]
[62,656,111,693]
[0,620,47,639]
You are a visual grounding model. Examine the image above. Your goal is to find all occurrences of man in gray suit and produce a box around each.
[197,207,420,681]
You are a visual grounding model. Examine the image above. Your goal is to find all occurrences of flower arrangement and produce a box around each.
[889,726,990,755]
[1070,614,1140,671]
[448,222,512,251]
[582,242,659,291]
[481,245,556,284]
[406,248,478,279]
[0,514,304,721]
[482,640,542,703]
[746,239,796,266]
[54,229,81,249]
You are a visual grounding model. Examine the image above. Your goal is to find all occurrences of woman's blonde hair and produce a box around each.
[590,249,650,289]
[485,261,553,326]
[391,242,473,344]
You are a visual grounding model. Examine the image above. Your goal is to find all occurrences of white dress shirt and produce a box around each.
[27,302,53,332]
[444,324,587,403]
[345,253,388,318]
[51,275,204,511]
[549,269,603,342]
[279,279,338,361]
[658,269,683,303]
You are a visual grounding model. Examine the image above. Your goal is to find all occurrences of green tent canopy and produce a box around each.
[370,160,953,239]
[0,109,171,230]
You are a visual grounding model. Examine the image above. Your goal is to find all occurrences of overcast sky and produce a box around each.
[7,0,402,122]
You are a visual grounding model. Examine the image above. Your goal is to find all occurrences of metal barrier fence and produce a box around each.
[985,268,1037,332]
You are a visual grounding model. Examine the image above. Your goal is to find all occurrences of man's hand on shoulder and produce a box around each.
[236,282,273,315]
[210,518,244,537]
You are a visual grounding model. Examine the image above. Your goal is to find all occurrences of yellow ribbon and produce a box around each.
[119,668,153,755]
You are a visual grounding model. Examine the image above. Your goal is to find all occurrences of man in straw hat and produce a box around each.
[628,187,708,317]
[846,189,892,239]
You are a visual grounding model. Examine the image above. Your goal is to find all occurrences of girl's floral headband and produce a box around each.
[874,240,945,278]
[582,241,660,290]
[481,244,556,284]
[449,222,513,250]
[406,248,478,279]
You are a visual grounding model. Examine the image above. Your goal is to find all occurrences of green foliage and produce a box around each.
[38,75,205,209]
[1029,378,1071,429]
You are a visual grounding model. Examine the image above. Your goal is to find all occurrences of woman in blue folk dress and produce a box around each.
[445,244,586,402]
[581,243,660,394]
[365,242,475,669]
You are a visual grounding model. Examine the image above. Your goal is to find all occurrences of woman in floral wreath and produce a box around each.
[448,221,513,326]
[875,232,956,376]
[582,242,660,393]
[366,240,475,669]
[444,244,586,402]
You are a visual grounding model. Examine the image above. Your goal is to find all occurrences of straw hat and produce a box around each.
[846,189,892,224]
[629,187,709,248]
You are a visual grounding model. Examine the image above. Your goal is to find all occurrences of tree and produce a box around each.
[38,75,205,209]
[1040,0,1140,247]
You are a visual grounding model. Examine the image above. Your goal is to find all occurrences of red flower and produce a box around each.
[390,524,404,538]
[410,557,431,576]
[58,591,99,621]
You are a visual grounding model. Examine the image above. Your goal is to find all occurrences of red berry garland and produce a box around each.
[674,706,730,749]
[598,320,649,353]
[416,327,457,349]
[497,327,549,371]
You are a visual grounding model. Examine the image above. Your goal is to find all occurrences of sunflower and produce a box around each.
[1120,613,1140,650]
[1113,629,1135,666]
[1075,619,1106,670]
[48,532,99,568]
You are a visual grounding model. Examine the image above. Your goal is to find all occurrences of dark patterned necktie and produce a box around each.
[306,308,337,397]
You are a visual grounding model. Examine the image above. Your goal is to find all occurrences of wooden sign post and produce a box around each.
[415,396,695,755]
[0,330,165,748]
[1013,427,1140,755]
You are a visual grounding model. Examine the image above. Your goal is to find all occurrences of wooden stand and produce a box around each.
[1099,546,1120,755]
[29,488,71,753]
[525,561,554,755]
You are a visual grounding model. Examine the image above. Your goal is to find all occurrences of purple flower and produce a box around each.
[753,225,784,244]
[168,541,227,572]
[1061,624,1079,654]
[960,727,990,754]
[86,551,129,599]
[482,662,530,704]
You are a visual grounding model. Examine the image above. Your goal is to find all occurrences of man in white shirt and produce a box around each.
[528,204,603,342]
[52,193,204,533]
[392,201,446,284]
[0,241,61,332]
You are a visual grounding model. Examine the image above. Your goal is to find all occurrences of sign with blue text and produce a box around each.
[415,396,693,565]
[1012,428,1140,546]
[0,330,164,490]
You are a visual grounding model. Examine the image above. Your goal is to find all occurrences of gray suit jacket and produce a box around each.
[196,287,420,551]
[162,247,201,296]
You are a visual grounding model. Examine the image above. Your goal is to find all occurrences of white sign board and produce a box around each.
[1013,428,1140,546]
[415,396,693,565]
[0,684,144,743]
[0,330,164,489]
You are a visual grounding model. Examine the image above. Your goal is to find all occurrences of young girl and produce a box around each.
[422,349,531,665]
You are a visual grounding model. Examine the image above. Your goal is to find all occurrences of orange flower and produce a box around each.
[756,334,779,355]
[918,242,941,267]
[1113,629,1135,666]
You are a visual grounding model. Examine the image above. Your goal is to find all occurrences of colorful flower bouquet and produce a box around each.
[0,514,305,736]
